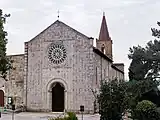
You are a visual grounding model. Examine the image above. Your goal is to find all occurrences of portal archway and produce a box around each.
[52,82,64,112]
[0,90,4,107]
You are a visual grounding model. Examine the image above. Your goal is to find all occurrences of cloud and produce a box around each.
[1,0,160,79]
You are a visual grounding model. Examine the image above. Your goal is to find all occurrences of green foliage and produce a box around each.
[127,79,159,99]
[151,21,160,38]
[136,100,156,112]
[127,79,159,118]
[97,79,160,120]
[49,117,68,120]
[48,112,78,120]
[127,21,160,118]
[67,112,78,120]
[128,22,160,80]
[128,22,160,81]
[132,100,160,120]
[126,21,160,119]
[0,9,11,79]
[128,40,160,81]
[98,79,129,120]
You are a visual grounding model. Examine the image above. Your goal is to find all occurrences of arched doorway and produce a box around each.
[52,82,64,112]
[0,90,4,107]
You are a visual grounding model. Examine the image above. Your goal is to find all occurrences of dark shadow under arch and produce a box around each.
[52,82,64,112]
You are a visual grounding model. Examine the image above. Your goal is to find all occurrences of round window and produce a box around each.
[48,43,67,64]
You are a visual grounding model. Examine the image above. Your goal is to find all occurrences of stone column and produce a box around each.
[64,89,67,112]
[23,42,28,107]
[47,89,52,112]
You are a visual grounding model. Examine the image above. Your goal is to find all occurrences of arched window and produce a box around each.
[101,44,105,54]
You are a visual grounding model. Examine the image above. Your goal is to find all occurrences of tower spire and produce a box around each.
[99,12,110,41]
[96,12,113,59]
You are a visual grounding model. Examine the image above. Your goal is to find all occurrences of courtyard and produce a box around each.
[1,112,100,120]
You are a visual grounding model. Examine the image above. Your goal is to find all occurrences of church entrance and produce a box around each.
[0,90,4,107]
[52,82,64,112]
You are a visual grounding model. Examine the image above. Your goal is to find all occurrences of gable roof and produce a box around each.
[27,20,90,43]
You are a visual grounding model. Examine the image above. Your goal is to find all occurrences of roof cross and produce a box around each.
[57,10,60,20]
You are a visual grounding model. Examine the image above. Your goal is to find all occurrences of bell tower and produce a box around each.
[96,12,112,59]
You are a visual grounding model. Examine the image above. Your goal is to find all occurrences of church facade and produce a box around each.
[0,14,124,113]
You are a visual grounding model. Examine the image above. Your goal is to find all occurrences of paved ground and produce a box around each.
[0,112,100,120]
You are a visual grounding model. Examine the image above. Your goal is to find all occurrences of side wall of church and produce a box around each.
[5,54,25,107]
[93,52,124,112]
[93,52,124,88]
[93,53,112,89]
[111,67,124,81]
[25,21,95,113]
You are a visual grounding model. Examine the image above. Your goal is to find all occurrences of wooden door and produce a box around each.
[0,90,4,107]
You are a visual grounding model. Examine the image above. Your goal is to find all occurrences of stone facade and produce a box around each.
[111,65,124,81]
[5,54,25,106]
[23,20,95,113]
[3,17,124,113]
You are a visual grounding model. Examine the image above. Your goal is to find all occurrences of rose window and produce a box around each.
[48,43,67,64]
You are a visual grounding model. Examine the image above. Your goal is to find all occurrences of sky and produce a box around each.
[1,0,160,80]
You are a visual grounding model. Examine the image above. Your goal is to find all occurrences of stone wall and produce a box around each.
[111,66,124,81]
[25,20,95,113]
[113,63,124,73]
[3,20,125,113]
[93,48,124,84]
[5,54,25,107]
[96,39,113,59]
[92,48,124,113]
[0,77,5,88]
[93,49,112,87]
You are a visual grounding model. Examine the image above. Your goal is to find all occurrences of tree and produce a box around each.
[128,21,160,108]
[128,21,160,81]
[0,9,11,80]
[151,21,160,38]
[127,79,159,117]
[97,79,129,120]
[128,40,160,81]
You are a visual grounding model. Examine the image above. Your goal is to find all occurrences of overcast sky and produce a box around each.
[1,0,160,79]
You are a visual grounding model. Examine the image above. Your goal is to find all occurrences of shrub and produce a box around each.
[133,100,160,120]
[67,112,78,120]
[48,112,78,120]
[49,117,68,120]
